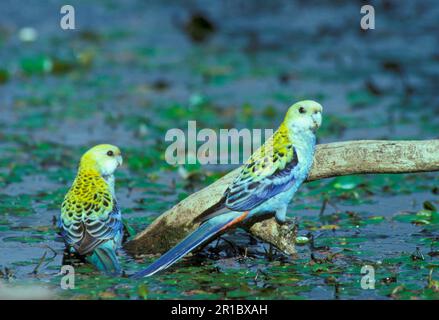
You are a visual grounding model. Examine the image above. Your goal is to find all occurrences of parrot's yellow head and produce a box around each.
[79,144,123,177]
[283,100,323,133]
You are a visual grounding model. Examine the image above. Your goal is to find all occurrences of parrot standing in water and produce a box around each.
[132,100,323,278]
[59,144,124,275]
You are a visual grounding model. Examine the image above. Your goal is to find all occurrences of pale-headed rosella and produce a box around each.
[132,100,323,278]
[59,144,124,274]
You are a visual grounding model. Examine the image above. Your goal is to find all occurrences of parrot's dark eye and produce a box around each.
[107,150,114,156]
[299,107,306,114]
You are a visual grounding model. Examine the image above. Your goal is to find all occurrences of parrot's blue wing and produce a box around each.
[225,148,299,211]
[131,212,247,278]
[194,147,299,223]
[60,200,123,274]
[75,201,123,255]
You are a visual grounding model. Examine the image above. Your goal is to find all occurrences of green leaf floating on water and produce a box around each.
[331,176,364,190]
[295,236,310,245]
[394,208,439,225]
[3,236,45,243]
[20,55,53,74]
[0,194,34,216]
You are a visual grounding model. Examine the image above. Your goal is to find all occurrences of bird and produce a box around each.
[59,144,124,275]
[132,100,323,278]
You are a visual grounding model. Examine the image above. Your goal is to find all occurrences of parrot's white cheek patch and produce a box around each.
[100,159,119,176]
[292,116,315,132]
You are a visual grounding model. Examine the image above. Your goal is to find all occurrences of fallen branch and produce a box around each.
[124,140,439,256]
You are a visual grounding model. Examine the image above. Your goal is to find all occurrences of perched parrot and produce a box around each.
[132,100,323,278]
[59,144,124,275]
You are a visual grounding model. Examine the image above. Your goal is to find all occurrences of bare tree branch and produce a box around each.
[124,140,439,256]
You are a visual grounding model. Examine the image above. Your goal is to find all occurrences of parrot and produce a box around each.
[59,144,124,275]
[132,100,323,278]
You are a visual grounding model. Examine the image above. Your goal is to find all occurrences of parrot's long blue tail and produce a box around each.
[131,211,248,279]
[88,242,121,275]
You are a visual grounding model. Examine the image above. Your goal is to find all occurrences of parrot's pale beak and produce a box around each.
[311,112,322,130]
[116,155,123,167]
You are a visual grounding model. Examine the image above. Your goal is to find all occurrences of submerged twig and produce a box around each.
[31,251,47,275]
